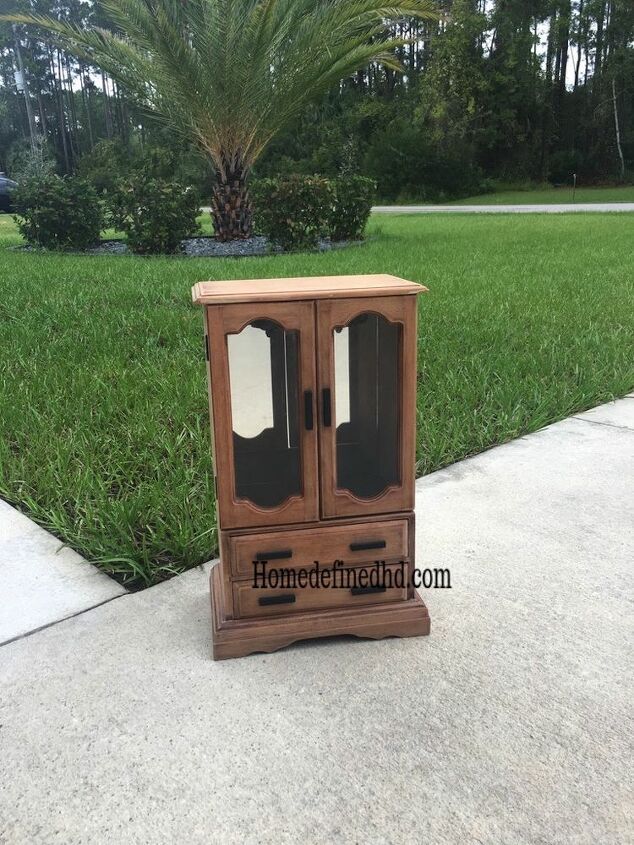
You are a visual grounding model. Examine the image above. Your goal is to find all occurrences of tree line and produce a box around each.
[1,0,632,202]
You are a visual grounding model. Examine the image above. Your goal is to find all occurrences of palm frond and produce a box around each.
[2,0,438,170]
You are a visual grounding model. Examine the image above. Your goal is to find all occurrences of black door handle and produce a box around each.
[255,549,293,561]
[304,390,314,431]
[258,594,296,606]
[350,540,387,552]
[351,586,387,596]
[322,388,332,427]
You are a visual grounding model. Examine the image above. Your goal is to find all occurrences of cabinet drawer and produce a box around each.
[228,519,408,579]
[234,562,408,619]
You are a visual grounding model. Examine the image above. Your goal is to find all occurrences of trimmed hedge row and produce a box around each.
[13,170,375,254]
[13,174,103,251]
[13,171,200,254]
[252,174,376,250]
[252,175,334,251]
[109,174,200,255]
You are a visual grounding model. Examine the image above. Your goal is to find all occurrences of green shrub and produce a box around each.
[77,139,132,195]
[109,174,201,254]
[363,120,484,201]
[548,150,586,186]
[330,175,376,241]
[79,144,178,196]
[252,175,335,250]
[78,142,213,200]
[13,174,102,250]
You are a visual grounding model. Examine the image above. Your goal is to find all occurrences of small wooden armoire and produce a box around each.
[192,274,430,659]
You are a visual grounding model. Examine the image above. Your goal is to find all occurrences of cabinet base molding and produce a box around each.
[210,563,430,660]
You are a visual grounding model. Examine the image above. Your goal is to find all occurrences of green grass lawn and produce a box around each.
[1,211,632,587]
[449,185,634,205]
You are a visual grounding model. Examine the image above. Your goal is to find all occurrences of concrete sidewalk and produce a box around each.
[0,500,125,645]
[372,202,634,213]
[1,398,632,844]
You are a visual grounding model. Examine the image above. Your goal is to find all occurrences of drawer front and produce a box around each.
[234,562,408,619]
[228,519,408,579]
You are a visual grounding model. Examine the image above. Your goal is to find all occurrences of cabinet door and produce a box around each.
[317,296,417,519]
[207,301,318,529]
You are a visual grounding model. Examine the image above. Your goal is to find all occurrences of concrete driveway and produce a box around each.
[1,398,632,844]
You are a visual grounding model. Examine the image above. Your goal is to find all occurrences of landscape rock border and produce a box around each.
[15,234,366,258]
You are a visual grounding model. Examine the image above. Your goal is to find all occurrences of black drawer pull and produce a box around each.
[322,388,332,427]
[351,586,387,596]
[258,594,296,606]
[255,549,292,561]
[350,540,387,552]
[304,390,314,431]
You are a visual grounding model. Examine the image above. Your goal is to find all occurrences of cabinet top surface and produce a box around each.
[192,274,427,306]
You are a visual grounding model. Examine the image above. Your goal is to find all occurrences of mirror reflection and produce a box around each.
[228,320,301,508]
[334,314,400,499]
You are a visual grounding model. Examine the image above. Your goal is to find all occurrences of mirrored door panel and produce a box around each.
[318,296,417,519]
[228,320,301,509]
[207,302,318,529]
[334,315,401,499]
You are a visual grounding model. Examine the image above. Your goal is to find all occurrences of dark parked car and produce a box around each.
[0,173,18,212]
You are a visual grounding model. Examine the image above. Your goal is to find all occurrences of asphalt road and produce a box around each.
[373,202,634,213]
[200,202,634,215]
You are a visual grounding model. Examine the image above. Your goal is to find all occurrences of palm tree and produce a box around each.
[4,0,437,240]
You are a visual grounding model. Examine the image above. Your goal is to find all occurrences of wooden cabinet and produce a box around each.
[316,295,418,519]
[193,274,431,659]
[205,300,319,529]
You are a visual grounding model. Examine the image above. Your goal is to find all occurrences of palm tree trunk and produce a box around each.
[211,155,253,241]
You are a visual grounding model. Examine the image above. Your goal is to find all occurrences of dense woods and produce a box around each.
[1,0,633,201]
